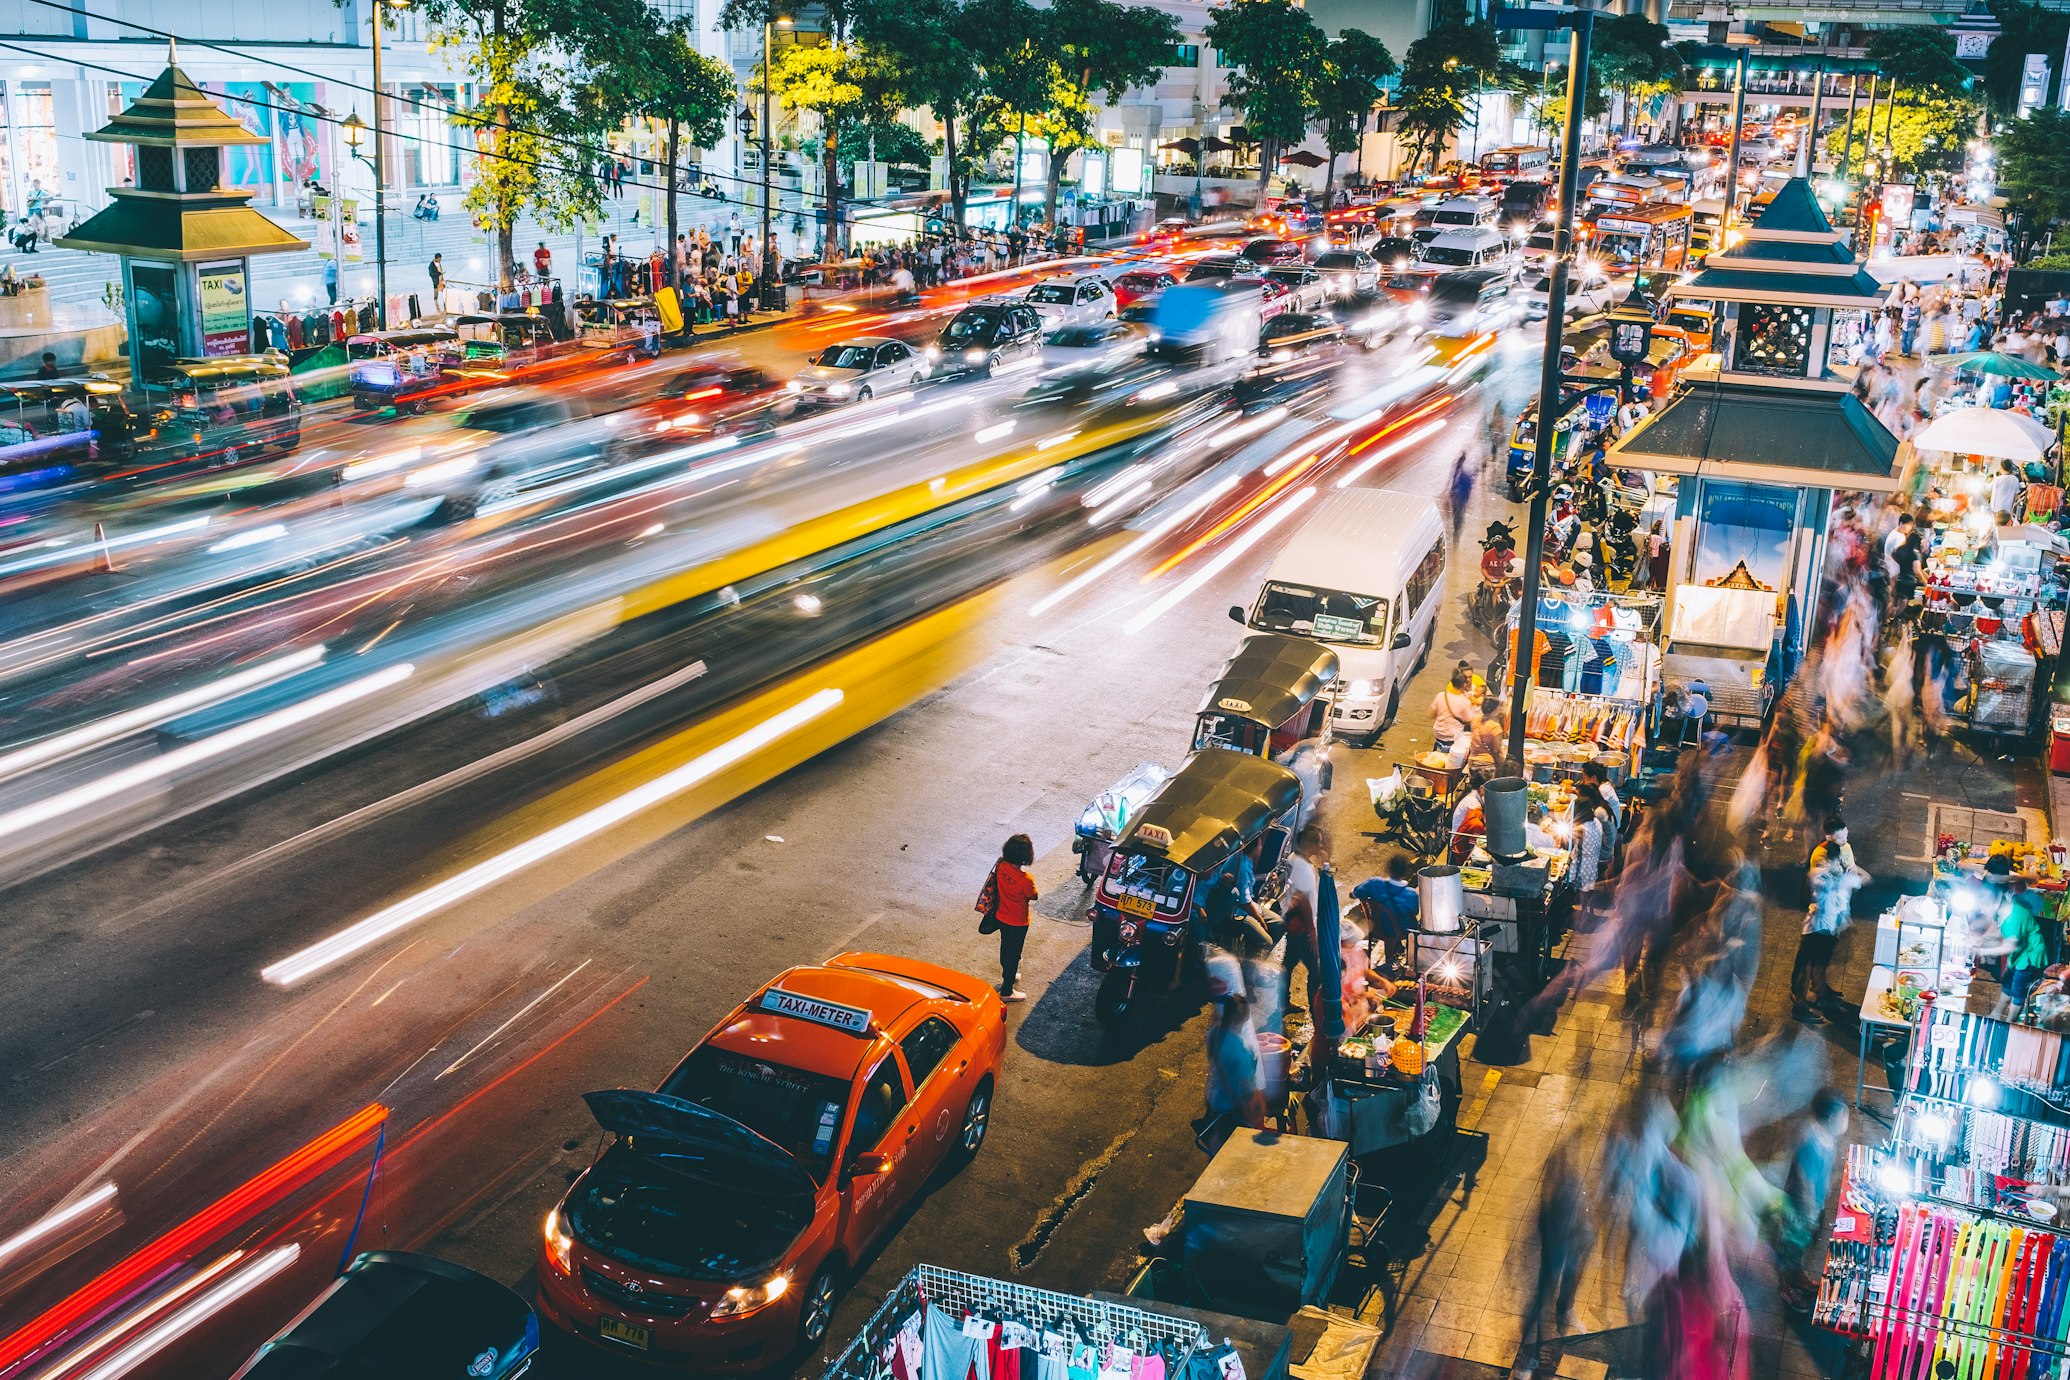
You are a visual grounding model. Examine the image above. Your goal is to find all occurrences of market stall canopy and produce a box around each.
[1160,137,1202,155]
[1925,350,2056,381]
[1279,150,1327,168]
[1912,405,2057,462]
[1610,380,1902,492]
[1944,206,2006,232]
[1201,136,1237,153]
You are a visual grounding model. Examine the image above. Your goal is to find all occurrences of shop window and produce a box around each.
[1732,301,1813,378]
[9,82,56,212]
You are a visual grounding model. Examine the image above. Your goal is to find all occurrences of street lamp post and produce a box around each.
[759,16,790,312]
[366,0,404,326]
[1496,3,1595,770]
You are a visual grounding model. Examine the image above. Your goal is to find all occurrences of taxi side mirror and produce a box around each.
[1391,632,1413,650]
[846,1150,895,1180]
[1229,606,1246,624]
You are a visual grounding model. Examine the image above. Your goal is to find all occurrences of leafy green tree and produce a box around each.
[415,0,656,271]
[1206,0,1326,196]
[1035,0,1177,224]
[1591,13,1680,138]
[1819,94,1976,182]
[1313,31,1396,198]
[2000,109,2070,251]
[1865,28,1971,98]
[856,0,1023,230]
[725,0,873,254]
[1391,13,1503,174]
[637,23,736,266]
[1983,1,2070,114]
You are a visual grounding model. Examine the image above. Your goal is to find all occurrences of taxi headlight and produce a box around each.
[828,382,853,398]
[924,345,941,361]
[785,379,804,393]
[1406,301,1426,320]
[544,1206,574,1275]
[711,1273,791,1319]
[964,348,986,363]
[1345,679,1378,700]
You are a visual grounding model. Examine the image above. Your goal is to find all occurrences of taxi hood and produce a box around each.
[583,1089,816,1197]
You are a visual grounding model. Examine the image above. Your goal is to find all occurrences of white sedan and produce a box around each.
[786,336,927,404]
[1519,271,1618,322]
[1039,319,1145,375]
[1024,275,1117,331]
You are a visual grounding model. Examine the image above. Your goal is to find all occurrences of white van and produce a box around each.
[1418,226,1510,271]
[1233,487,1447,743]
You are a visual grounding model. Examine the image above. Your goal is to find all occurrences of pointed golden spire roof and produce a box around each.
[87,59,270,149]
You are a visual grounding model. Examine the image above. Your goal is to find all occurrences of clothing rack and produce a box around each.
[820,1265,1206,1380]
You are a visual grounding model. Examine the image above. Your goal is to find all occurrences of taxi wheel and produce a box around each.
[857,386,873,401]
[798,1265,840,1347]
[955,1080,993,1161]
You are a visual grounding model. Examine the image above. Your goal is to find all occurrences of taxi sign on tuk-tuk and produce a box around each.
[757,987,873,1034]
[1134,824,1175,850]
[1217,697,1253,713]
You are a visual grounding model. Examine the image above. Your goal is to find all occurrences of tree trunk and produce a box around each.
[665,115,680,279]
[494,107,516,274]
[1043,149,1065,233]
[943,111,966,230]
[1258,135,1276,200]
[1323,145,1338,205]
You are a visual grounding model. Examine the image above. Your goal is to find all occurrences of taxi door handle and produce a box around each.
[905,1124,919,1139]
[956,1059,968,1073]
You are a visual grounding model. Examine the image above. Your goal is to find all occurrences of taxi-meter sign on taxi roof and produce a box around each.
[759,986,873,1035]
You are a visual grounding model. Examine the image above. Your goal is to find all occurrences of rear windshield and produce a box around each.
[1251,581,1385,645]
[461,399,560,433]
[1315,253,1361,269]
[1118,274,1163,290]
[566,1153,812,1281]
[1421,245,1480,267]
[660,1046,851,1178]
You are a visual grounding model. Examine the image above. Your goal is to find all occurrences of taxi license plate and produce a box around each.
[601,1318,651,1351]
[1118,893,1156,919]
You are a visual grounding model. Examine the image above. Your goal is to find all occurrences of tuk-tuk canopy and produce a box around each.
[1194,633,1341,733]
[347,327,457,351]
[151,354,291,385]
[1121,751,1302,877]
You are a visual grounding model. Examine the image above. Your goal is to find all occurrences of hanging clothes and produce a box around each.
[925,1306,980,1380]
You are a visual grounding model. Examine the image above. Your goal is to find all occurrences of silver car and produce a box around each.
[786,336,926,404]
[1311,250,1379,300]
[1262,265,1329,312]
[1024,275,1117,331]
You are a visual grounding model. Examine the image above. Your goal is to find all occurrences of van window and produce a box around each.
[1403,539,1446,616]
[1252,582,1384,644]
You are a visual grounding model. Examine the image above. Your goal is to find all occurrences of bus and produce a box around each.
[1587,202,1694,275]
[1480,145,1552,179]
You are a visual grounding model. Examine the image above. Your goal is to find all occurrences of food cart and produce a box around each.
[1661,583,1777,732]
[576,297,661,361]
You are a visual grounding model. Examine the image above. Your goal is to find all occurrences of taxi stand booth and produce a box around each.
[1605,178,1906,720]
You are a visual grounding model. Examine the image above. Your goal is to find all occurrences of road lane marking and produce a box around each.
[436,959,594,1081]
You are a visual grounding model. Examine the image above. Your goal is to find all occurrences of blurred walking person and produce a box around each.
[1519,1146,1594,1374]
[1202,993,1265,1153]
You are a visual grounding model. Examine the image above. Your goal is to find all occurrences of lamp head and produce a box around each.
[341,110,367,152]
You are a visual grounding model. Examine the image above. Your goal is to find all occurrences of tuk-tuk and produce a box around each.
[578,297,661,361]
[0,378,139,488]
[347,326,459,412]
[1505,397,1587,498]
[1090,751,1303,1026]
[1194,634,1339,758]
[146,355,301,466]
[444,312,561,376]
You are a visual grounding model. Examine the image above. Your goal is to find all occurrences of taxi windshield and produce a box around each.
[661,1046,850,1178]
[942,310,1000,343]
[566,1155,812,1281]
[1099,850,1190,913]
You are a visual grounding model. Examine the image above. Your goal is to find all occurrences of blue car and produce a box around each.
[232,1252,538,1380]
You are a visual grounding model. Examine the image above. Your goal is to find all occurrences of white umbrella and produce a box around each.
[1912,406,2057,463]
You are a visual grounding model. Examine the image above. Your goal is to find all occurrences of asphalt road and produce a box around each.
[0,317,1550,1380]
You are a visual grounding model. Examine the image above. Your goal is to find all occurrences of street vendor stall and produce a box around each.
[1506,588,1664,774]
[1662,583,1777,731]
[1289,983,1470,1156]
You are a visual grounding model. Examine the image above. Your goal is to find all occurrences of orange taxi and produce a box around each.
[536,952,1006,1370]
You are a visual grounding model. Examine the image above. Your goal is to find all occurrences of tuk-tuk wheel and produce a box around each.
[1094,969,1133,1026]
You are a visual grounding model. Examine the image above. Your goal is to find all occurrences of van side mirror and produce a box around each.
[1229,606,1247,624]
[1392,631,1413,650]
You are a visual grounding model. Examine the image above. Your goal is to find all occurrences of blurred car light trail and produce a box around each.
[1124,485,1318,636]
[0,1106,384,1378]
[0,647,326,785]
[0,518,211,580]
[63,1245,299,1380]
[0,664,414,845]
[259,687,845,988]
[0,1183,117,1273]
[1335,418,1449,489]
[1028,476,1240,618]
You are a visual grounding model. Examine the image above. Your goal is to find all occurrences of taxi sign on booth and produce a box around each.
[759,987,873,1034]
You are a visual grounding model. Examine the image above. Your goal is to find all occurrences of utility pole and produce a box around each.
[1838,71,1862,179]
[1500,4,1594,770]
[1803,60,1826,179]
[369,0,397,327]
[760,17,788,311]
[1720,51,1747,250]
